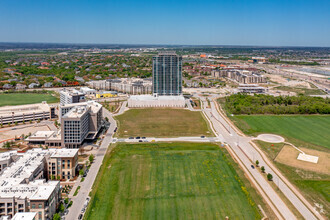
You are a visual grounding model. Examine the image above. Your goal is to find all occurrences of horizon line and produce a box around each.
[0,41,329,49]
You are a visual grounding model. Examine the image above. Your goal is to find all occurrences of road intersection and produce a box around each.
[67,96,322,220]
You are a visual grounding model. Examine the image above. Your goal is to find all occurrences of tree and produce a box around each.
[261,166,265,173]
[256,160,259,167]
[53,213,61,220]
[79,169,84,177]
[3,142,11,150]
[89,154,95,164]
[267,173,273,181]
[105,117,109,122]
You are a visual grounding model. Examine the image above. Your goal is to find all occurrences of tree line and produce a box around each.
[221,94,330,115]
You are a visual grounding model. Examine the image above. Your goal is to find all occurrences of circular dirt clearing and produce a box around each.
[256,134,285,143]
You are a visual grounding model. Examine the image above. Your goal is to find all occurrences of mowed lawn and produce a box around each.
[84,143,261,220]
[0,93,58,107]
[114,109,213,137]
[232,115,330,150]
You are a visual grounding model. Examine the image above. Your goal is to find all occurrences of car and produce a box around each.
[86,197,90,202]
[128,137,134,139]
[78,214,83,220]
[114,127,117,132]
[200,136,205,138]
[138,140,143,142]
[136,136,141,139]
[143,140,148,142]
[81,208,85,213]
[251,165,255,169]
[141,137,146,139]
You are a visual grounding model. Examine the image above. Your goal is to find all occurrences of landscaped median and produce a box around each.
[84,142,272,219]
[218,94,330,218]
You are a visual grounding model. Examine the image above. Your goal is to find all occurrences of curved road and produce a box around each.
[199,96,320,220]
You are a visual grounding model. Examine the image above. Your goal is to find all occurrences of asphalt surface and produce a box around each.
[200,96,319,220]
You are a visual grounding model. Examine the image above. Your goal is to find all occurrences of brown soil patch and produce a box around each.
[275,145,330,175]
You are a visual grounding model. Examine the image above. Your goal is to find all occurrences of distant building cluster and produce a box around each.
[211,69,267,84]
[87,78,152,95]
[0,148,78,220]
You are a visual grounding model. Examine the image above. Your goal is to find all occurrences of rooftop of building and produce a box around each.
[49,148,78,158]
[157,51,178,56]
[0,148,77,200]
[25,130,61,142]
[63,106,89,118]
[80,87,96,92]
[0,148,77,188]
[12,212,37,220]
[0,180,59,200]
[60,88,84,96]
[0,150,17,162]
[0,102,50,117]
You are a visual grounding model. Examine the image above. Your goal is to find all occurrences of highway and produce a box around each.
[199,95,321,220]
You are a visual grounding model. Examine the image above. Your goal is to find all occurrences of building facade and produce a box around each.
[152,52,182,96]
[59,89,85,106]
[0,102,56,125]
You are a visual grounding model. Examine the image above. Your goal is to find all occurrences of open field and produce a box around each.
[114,109,213,138]
[255,141,330,218]
[0,93,59,107]
[275,86,327,96]
[84,143,264,220]
[232,115,330,151]
[275,145,330,175]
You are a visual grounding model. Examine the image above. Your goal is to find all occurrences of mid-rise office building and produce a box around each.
[152,52,182,96]
[59,89,85,105]
[27,101,103,149]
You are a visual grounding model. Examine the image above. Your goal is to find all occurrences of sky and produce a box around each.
[0,0,330,47]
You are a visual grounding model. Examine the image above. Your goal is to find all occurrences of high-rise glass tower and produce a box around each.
[152,52,182,96]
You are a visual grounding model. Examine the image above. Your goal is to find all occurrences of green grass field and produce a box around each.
[255,140,330,217]
[114,109,213,137]
[232,115,330,151]
[84,143,262,220]
[275,162,330,218]
[0,93,58,107]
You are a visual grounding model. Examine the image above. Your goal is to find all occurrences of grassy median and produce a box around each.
[84,143,264,220]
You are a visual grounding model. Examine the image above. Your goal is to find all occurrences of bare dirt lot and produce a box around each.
[0,124,50,145]
[275,145,330,175]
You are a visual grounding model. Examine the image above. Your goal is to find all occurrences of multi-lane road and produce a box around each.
[199,95,321,220]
